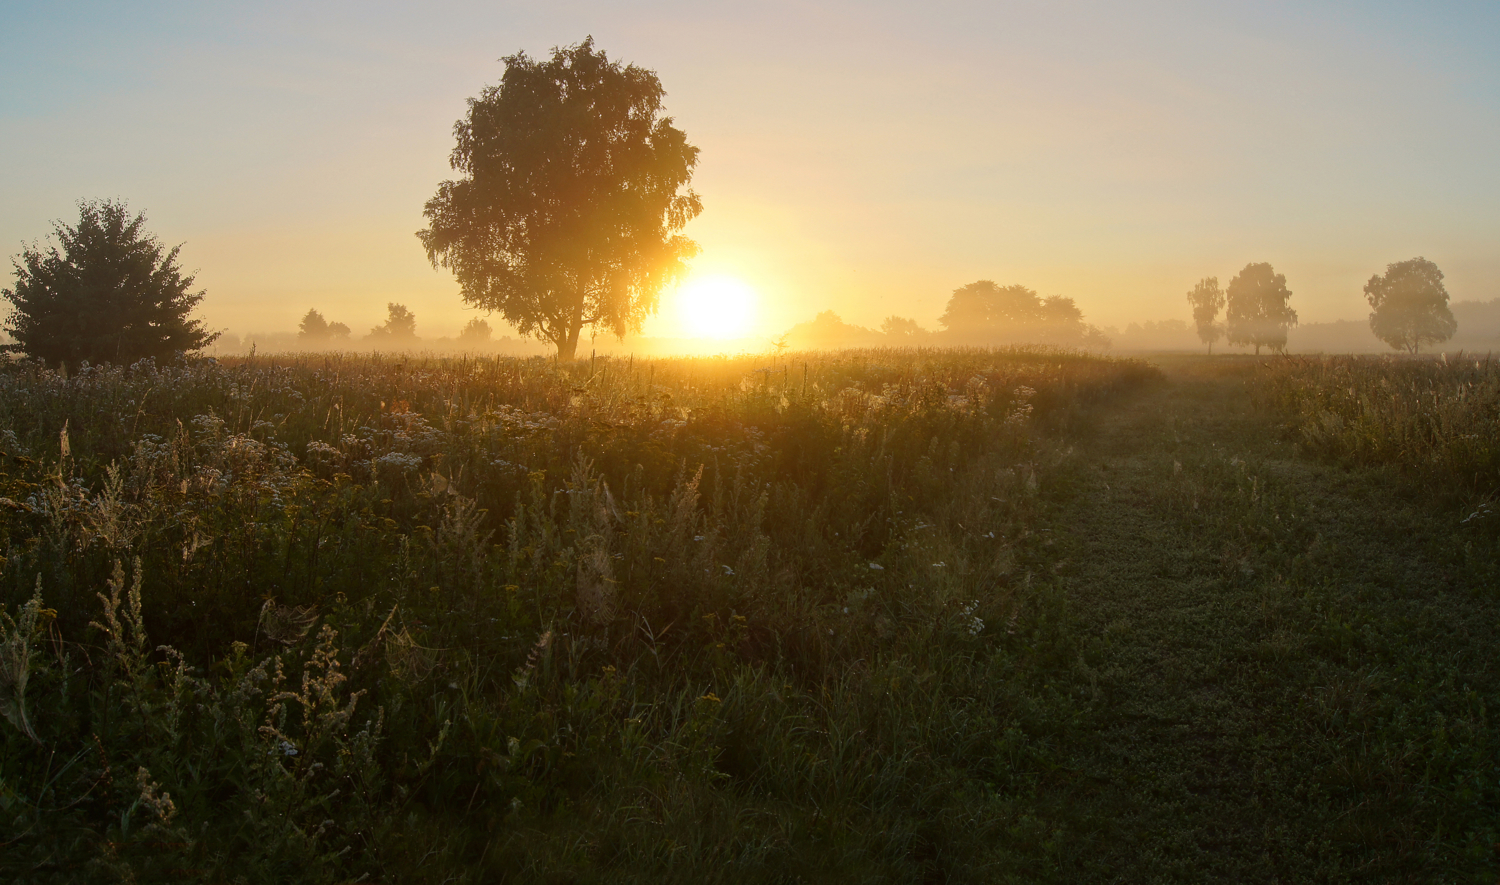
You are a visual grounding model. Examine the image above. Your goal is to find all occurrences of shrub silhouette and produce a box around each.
[2,199,216,366]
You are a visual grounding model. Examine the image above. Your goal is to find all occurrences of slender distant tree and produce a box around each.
[1186,277,1225,354]
[1365,257,1456,354]
[419,38,702,360]
[367,303,418,345]
[2,200,217,366]
[1225,263,1297,355]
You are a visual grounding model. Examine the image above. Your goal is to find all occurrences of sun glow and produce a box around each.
[675,275,757,339]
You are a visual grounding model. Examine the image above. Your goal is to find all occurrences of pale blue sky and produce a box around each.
[3,1,1497,339]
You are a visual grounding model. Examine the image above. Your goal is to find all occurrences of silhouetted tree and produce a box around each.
[2,200,216,366]
[1186,277,1225,354]
[367,303,418,345]
[1365,257,1456,354]
[419,37,701,360]
[938,281,1108,347]
[458,317,493,345]
[298,309,351,348]
[881,316,929,343]
[939,281,1044,330]
[1225,263,1297,355]
[299,309,330,340]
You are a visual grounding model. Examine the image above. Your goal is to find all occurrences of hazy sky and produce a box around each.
[4,1,1498,342]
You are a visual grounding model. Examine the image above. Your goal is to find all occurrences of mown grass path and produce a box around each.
[1033,358,1499,883]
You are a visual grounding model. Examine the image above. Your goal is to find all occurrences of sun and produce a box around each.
[676,275,757,339]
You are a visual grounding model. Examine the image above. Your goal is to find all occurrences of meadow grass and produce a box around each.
[1252,353,1500,498]
[1020,357,1499,881]
[2,350,1496,883]
[0,347,1152,882]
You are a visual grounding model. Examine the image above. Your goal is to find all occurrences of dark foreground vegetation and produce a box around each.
[1,349,1497,882]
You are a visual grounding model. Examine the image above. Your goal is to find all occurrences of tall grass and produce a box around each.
[1253,354,1500,497]
[0,347,1153,882]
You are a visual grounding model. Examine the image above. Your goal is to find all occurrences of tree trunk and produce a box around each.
[556,322,581,361]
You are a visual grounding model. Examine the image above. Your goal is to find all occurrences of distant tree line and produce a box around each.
[290,304,496,351]
[1186,258,1457,355]
[296,309,352,345]
[0,44,1109,364]
[2,198,1470,363]
[925,282,1105,348]
[0,33,1470,366]
[788,257,1464,357]
[1184,263,1298,355]
[785,281,1111,351]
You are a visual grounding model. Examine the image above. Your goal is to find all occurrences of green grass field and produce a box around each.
[1,350,1496,883]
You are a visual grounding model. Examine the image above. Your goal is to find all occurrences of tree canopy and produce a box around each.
[880,316,931,343]
[1186,277,1225,353]
[457,317,493,345]
[2,200,217,366]
[938,281,1108,348]
[419,38,701,360]
[366,303,418,345]
[298,309,351,347]
[1225,263,1297,355]
[1365,257,1456,354]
